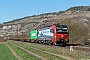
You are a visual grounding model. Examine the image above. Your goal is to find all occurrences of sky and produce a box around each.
[0,0,90,23]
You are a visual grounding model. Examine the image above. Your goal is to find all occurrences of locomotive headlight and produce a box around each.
[51,33,53,36]
[61,35,63,38]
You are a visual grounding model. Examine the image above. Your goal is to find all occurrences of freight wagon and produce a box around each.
[30,30,38,42]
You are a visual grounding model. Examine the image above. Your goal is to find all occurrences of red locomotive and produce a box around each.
[36,23,69,46]
[50,24,69,46]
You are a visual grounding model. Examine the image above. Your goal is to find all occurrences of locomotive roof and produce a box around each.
[39,24,67,31]
[44,24,67,28]
[38,27,52,31]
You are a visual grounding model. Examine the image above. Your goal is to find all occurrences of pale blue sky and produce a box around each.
[0,0,90,23]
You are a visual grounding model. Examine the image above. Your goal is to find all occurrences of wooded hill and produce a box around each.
[0,6,90,44]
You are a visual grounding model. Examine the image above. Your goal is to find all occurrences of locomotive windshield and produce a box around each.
[56,25,68,34]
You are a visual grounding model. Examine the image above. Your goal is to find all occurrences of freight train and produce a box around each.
[30,24,69,46]
[9,23,69,46]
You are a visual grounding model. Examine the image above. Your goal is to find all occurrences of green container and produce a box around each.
[30,30,38,40]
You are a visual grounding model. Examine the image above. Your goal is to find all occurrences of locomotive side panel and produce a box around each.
[38,27,53,44]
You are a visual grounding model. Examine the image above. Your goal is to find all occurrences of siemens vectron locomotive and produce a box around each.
[30,24,69,46]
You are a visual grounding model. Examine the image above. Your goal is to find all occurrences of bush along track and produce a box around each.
[9,40,90,60]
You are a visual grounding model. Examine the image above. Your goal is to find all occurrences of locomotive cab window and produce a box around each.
[50,29,54,33]
[56,25,68,34]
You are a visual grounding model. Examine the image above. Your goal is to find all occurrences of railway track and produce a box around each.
[28,43,90,57]
[71,46,90,56]
[9,40,90,57]
[55,44,90,57]
[56,44,90,57]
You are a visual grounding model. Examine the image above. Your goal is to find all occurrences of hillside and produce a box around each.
[0,6,90,44]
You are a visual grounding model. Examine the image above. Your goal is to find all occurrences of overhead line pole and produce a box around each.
[17,24,18,40]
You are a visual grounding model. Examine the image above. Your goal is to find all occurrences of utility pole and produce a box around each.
[17,24,18,40]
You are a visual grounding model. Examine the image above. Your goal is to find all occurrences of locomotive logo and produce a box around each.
[32,33,35,36]
[40,31,46,37]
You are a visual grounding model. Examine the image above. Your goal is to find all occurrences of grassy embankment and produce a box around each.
[8,41,66,60]
[9,40,90,60]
